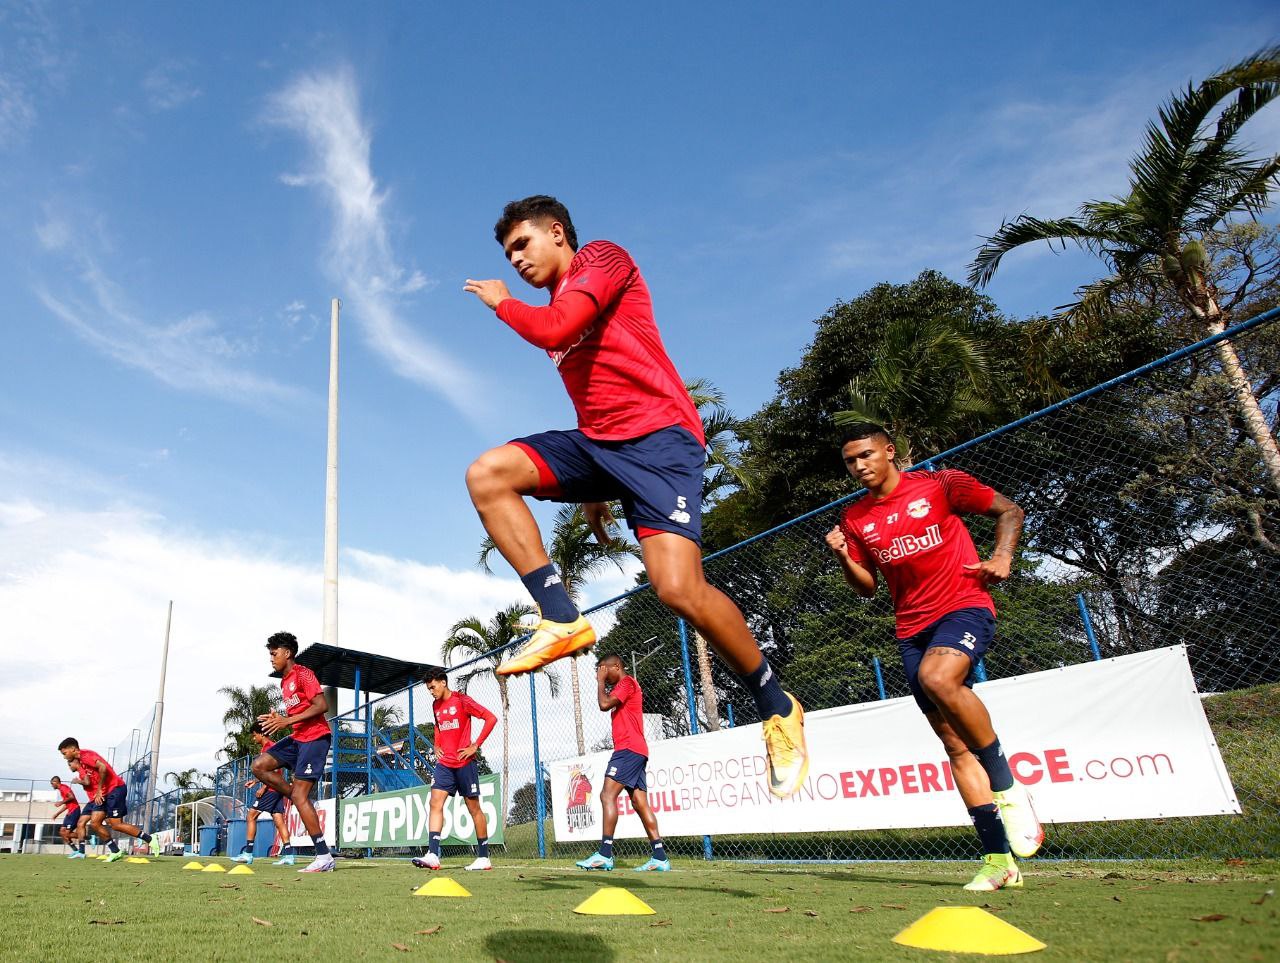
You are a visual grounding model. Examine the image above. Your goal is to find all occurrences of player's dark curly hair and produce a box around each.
[251,721,266,736]
[266,631,298,656]
[58,737,79,751]
[423,668,448,685]
[838,421,893,448]
[494,195,578,251]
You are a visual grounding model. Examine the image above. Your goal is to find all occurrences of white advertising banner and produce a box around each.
[279,797,336,848]
[550,646,1239,841]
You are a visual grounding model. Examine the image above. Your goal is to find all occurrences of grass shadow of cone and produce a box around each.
[573,887,656,916]
[182,861,204,870]
[227,865,254,875]
[892,907,1046,955]
[201,863,227,873]
[413,877,471,898]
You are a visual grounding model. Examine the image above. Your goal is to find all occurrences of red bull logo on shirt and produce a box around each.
[870,523,943,565]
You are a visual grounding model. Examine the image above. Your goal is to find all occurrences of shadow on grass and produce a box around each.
[740,868,959,889]
[514,872,758,899]
[483,929,616,962]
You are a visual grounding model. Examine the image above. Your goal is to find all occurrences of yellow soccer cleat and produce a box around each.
[762,693,809,798]
[496,615,596,676]
[963,853,1023,892]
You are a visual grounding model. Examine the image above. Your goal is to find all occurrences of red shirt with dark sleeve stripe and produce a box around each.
[496,241,705,444]
[78,749,125,794]
[838,469,997,638]
[281,664,331,743]
[57,782,79,810]
[431,692,497,768]
[608,674,648,757]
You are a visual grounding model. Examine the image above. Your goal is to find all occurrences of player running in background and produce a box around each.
[58,737,153,862]
[411,669,497,872]
[51,775,81,857]
[232,722,296,866]
[825,422,1043,892]
[68,759,102,857]
[464,195,808,798]
[576,654,669,872]
[253,632,335,873]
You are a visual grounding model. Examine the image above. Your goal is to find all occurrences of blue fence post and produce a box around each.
[1077,593,1102,661]
[974,660,988,683]
[530,672,546,860]
[872,656,887,700]
[677,618,714,861]
[407,681,417,773]
[725,704,735,728]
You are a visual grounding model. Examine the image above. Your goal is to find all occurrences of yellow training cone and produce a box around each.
[892,907,1046,955]
[228,864,254,875]
[413,877,472,898]
[201,863,227,873]
[126,856,150,864]
[573,886,656,916]
[182,861,205,870]
[97,855,111,860]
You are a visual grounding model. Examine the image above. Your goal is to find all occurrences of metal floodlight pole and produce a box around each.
[143,601,173,834]
[322,297,340,647]
[630,636,661,679]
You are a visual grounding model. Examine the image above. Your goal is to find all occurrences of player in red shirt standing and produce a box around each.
[57,737,153,862]
[576,654,669,872]
[825,422,1043,891]
[410,669,498,872]
[464,195,808,799]
[50,775,81,856]
[253,632,335,873]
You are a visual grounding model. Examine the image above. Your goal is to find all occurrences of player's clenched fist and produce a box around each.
[825,526,849,556]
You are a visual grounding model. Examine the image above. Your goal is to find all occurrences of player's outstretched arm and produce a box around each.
[825,526,877,598]
[963,492,1025,587]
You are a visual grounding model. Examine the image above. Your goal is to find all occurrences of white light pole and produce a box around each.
[322,298,340,647]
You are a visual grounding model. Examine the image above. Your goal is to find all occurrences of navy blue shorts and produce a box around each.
[605,749,648,792]
[63,810,81,830]
[252,789,286,815]
[82,802,102,816]
[512,426,705,544]
[266,735,330,783]
[103,786,128,819]
[432,761,480,799]
[899,607,996,714]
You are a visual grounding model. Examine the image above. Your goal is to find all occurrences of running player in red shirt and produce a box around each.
[51,775,82,857]
[253,631,335,873]
[410,670,498,872]
[57,737,153,862]
[825,422,1043,892]
[68,758,103,856]
[464,195,808,798]
[232,722,295,866]
[575,654,668,872]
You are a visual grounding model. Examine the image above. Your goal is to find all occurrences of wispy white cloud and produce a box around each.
[263,67,483,416]
[142,59,202,112]
[33,208,308,408]
[0,0,67,149]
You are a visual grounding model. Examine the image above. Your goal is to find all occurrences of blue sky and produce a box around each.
[2,1,1277,779]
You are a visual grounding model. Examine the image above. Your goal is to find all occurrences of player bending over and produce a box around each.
[825,423,1044,892]
[232,722,296,866]
[58,737,154,862]
[411,669,497,872]
[51,775,82,857]
[464,195,808,798]
[576,654,669,872]
[253,632,335,873]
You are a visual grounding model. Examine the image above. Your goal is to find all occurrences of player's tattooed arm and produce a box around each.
[825,526,877,598]
[965,492,1024,586]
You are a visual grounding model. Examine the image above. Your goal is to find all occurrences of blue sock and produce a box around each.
[107,840,119,853]
[521,564,579,623]
[282,845,294,856]
[240,843,253,854]
[140,832,152,844]
[599,836,614,858]
[311,834,330,856]
[650,838,666,861]
[969,803,1009,855]
[477,836,489,858]
[739,657,792,719]
[972,739,1015,793]
[429,832,442,857]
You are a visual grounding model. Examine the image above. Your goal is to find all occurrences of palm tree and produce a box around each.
[441,602,561,821]
[217,684,282,762]
[686,377,761,507]
[480,505,640,756]
[165,768,209,792]
[832,306,994,467]
[969,44,1280,492]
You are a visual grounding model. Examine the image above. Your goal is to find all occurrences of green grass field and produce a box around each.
[3,854,1276,962]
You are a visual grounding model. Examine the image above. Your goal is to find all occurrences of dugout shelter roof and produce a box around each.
[272,643,443,695]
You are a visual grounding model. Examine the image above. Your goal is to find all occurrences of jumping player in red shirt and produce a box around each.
[253,632,334,873]
[232,722,296,866]
[825,422,1043,891]
[411,669,498,872]
[576,654,668,872]
[57,737,153,862]
[50,775,82,856]
[464,195,808,798]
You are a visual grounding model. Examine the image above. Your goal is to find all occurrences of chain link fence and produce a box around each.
[205,308,1277,863]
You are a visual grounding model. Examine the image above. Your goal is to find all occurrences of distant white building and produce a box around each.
[0,787,82,854]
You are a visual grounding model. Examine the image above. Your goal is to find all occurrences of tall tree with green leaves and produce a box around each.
[480,505,640,756]
[217,684,282,761]
[441,602,560,820]
[970,44,1280,492]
